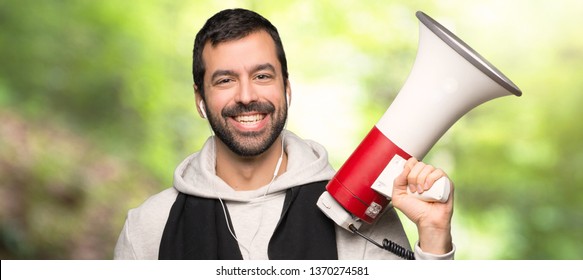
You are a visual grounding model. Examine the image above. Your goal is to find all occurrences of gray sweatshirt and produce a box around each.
[114,130,454,260]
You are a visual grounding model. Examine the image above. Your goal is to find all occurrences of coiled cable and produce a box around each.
[348,224,415,260]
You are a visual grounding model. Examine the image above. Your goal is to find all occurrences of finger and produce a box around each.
[407,159,426,193]
[404,157,419,173]
[426,168,446,189]
[418,164,436,191]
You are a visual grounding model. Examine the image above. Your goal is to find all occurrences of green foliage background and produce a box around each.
[1,0,581,259]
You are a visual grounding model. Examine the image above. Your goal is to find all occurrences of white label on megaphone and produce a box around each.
[371,155,406,197]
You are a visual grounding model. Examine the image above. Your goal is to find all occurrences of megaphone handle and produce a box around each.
[372,155,450,203]
[406,176,451,203]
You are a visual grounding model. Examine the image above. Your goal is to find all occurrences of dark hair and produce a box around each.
[192,8,289,98]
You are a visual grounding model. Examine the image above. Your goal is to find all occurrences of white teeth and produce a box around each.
[234,114,264,123]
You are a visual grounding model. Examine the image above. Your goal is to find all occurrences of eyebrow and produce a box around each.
[210,63,276,82]
[252,63,276,74]
[210,69,237,82]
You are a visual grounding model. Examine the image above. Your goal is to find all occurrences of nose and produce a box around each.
[234,79,258,105]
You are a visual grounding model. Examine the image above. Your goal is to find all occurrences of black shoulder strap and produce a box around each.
[159,181,337,260]
[268,181,338,259]
[158,193,243,259]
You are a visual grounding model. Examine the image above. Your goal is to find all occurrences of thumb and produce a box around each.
[393,157,419,198]
[393,160,411,194]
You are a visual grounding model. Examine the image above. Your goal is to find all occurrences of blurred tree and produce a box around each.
[0,0,208,259]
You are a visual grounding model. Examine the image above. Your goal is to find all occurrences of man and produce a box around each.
[114,8,455,260]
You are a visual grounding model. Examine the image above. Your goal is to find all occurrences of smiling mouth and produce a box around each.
[234,114,266,125]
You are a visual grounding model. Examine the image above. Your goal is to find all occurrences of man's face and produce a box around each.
[199,30,289,157]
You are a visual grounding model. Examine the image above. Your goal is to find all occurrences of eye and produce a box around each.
[214,78,233,85]
[254,73,273,81]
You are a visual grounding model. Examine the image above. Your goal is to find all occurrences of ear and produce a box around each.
[194,84,206,119]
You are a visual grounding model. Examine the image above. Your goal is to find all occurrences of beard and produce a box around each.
[207,101,287,157]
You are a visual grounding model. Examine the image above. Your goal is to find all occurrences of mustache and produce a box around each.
[221,102,275,118]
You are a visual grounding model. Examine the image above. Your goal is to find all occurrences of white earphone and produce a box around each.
[199,100,207,119]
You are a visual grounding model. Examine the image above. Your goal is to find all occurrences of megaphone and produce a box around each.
[317,11,521,230]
